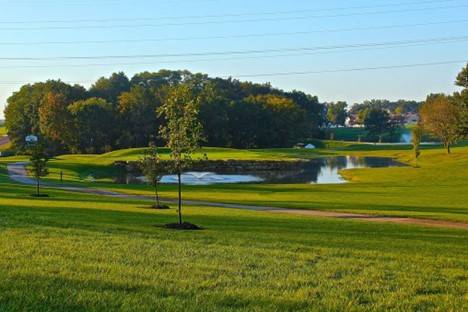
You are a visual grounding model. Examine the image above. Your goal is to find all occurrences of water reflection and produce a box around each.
[160,172,263,185]
[119,157,405,186]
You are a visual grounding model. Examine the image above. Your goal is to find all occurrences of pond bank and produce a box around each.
[114,157,406,185]
[114,159,309,175]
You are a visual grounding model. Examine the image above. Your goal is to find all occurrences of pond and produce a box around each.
[119,156,405,186]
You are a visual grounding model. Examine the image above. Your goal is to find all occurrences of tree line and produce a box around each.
[323,65,467,146]
[324,99,421,142]
[4,70,323,153]
[4,66,467,153]
[324,99,422,128]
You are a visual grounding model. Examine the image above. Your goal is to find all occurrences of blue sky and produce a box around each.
[0,0,467,118]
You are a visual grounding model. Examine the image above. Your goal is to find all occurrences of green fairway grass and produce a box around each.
[328,127,370,141]
[328,127,410,142]
[0,163,467,311]
[30,144,468,223]
[0,126,6,136]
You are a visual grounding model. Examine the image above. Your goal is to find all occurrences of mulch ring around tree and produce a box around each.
[30,194,50,198]
[151,204,171,210]
[163,222,203,231]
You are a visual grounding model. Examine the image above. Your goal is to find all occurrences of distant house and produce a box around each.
[294,143,305,149]
[305,144,316,149]
[346,114,363,128]
[404,112,419,125]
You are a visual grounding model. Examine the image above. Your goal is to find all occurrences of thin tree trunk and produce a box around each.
[36,177,40,197]
[177,170,182,224]
[153,184,158,207]
[154,179,160,208]
[447,143,451,154]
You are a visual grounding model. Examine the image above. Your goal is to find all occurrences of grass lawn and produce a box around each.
[328,127,370,141]
[0,126,6,136]
[0,163,467,311]
[328,127,412,142]
[32,144,468,223]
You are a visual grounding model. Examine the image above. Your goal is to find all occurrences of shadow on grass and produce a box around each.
[0,201,467,255]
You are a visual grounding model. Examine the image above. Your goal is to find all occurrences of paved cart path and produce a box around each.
[6,162,468,230]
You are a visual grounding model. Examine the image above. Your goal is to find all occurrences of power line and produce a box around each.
[0,0,459,24]
[1,35,467,61]
[0,60,464,86]
[1,4,467,31]
[0,38,465,69]
[0,19,466,46]
[227,60,468,78]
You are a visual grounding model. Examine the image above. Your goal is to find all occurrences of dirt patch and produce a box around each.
[269,209,468,230]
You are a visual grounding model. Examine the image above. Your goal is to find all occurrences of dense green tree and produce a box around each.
[245,94,307,147]
[198,82,231,147]
[452,90,468,138]
[158,84,204,226]
[326,101,348,127]
[118,86,158,148]
[455,63,468,89]
[350,99,422,116]
[131,70,188,88]
[68,98,115,153]
[39,92,74,152]
[284,90,324,135]
[453,64,468,138]
[89,72,130,104]
[225,95,309,148]
[4,80,86,151]
[363,108,392,142]
[420,94,460,154]
[227,99,264,148]
[4,70,329,152]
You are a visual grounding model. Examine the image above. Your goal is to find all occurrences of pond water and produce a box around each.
[119,156,405,186]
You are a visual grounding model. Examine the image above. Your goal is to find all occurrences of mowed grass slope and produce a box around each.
[0,164,467,311]
[39,145,468,223]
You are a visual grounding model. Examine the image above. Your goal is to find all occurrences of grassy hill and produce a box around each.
[0,161,466,311]
[12,144,464,223]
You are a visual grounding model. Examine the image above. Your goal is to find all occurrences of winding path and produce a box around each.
[6,162,468,231]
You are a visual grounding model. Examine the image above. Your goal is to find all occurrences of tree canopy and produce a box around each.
[453,64,468,138]
[455,63,468,89]
[420,94,460,153]
[363,108,394,140]
[350,99,422,116]
[326,101,348,127]
[4,70,326,153]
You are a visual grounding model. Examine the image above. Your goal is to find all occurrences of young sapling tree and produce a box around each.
[140,143,169,209]
[29,143,49,197]
[158,84,204,227]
